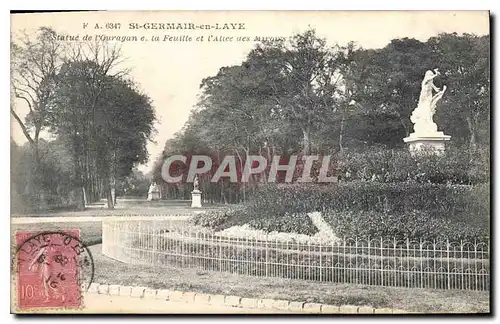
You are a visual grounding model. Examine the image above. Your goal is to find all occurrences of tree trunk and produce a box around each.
[25,146,39,199]
[106,189,114,209]
[74,175,85,211]
[105,180,114,209]
[109,174,116,207]
[220,180,228,204]
[302,125,312,155]
[82,187,88,206]
[466,116,477,151]
[339,109,345,154]
[235,149,246,202]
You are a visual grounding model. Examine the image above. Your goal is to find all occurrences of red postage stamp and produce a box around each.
[14,231,94,310]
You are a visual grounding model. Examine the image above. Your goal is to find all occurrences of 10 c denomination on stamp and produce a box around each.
[14,231,94,310]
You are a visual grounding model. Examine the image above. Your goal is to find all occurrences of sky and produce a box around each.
[10,11,489,173]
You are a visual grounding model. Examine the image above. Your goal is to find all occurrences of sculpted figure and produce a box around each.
[193,174,200,191]
[410,69,446,134]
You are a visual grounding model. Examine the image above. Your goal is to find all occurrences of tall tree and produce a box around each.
[11,27,63,194]
[246,29,346,155]
[428,33,490,149]
[101,77,156,207]
[50,60,155,209]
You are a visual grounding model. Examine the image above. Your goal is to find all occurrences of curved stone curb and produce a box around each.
[86,283,413,314]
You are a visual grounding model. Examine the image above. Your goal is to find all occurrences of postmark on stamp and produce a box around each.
[13,231,94,310]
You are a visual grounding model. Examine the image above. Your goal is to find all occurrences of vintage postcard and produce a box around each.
[10,10,490,314]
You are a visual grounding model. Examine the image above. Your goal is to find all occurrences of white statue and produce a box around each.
[193,174,200,191]
[410,69,447,134]
[147,182,160,201]
[191,175,202,207]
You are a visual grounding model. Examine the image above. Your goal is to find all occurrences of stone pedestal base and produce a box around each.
[147,192,160,201]
[403,132,451,156]
[191,190,202,208]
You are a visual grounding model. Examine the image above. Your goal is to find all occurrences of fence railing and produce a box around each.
[102,219,490,291]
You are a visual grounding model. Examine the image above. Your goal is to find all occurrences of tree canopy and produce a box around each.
[153,29,490,203]
[11,27,157,211]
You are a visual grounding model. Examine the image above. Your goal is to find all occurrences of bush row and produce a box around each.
[191,182,489,241]
[248,182,489,222]
[191,205,318,235]
[338,146,489,185]
[324,210,488,242]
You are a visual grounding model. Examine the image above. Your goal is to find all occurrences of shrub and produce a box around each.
[234,181,489,239]
[191,179,490,240]
[190,206,250,231]
[339,146,489,185]
[324,210,488,242]
[247,182,488,218]
[190,203,318,235]
[247,212,318,235]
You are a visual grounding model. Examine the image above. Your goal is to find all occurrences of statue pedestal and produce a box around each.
[147,190,160,201]
[403,132,451,156]
[191,190,202,208]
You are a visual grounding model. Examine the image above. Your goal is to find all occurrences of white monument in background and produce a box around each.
[191,174,202,208]
[404,69,451,155]
[147,182,160,201]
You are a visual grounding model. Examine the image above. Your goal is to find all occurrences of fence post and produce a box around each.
[474,239,478,291]
[420,239,424,289]
[235,235,239,275]
[139,221,143,264]
[380,237,384,287]
[219,235,223,271]
[406,238,410,288]
[367,238,371,286]
[319,241,322,282]
[265,234,269,277]
[447,239,450,290]
[393,237,397,287]
[181,230,185,268]
[355,237,359,284]
[433,241,437,289]
[342,237,347,284]
[487,239,490,291]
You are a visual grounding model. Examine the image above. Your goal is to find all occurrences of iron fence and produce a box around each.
[102,219,489,291]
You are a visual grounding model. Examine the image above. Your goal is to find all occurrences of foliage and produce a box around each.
[11,27,63,145]
[48,59,156,207]
[261,182,487,219]
[153,31,490,205]
[428,33,490,148]
[339,146,489,185]
[324,210,488,242]
[11,27,65,200]
[247,211,318,235]
[191,204,318,235]
[190,207,242,232]
[116,168,151,197]
[11,28,157,210]
[11,139,79,213]
[194,181,489,237]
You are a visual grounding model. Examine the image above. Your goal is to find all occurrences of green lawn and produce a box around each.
[11,221,103,247]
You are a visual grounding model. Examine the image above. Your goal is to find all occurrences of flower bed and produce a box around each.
[214,212,339,244]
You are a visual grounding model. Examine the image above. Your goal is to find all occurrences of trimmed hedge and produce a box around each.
[247,182,489,221]
[191,182,489,240]
[339,147,489,185]
[191,146,490,240]
[191,206,249,232]
[324,210,488,242]
[191,205,318,235]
